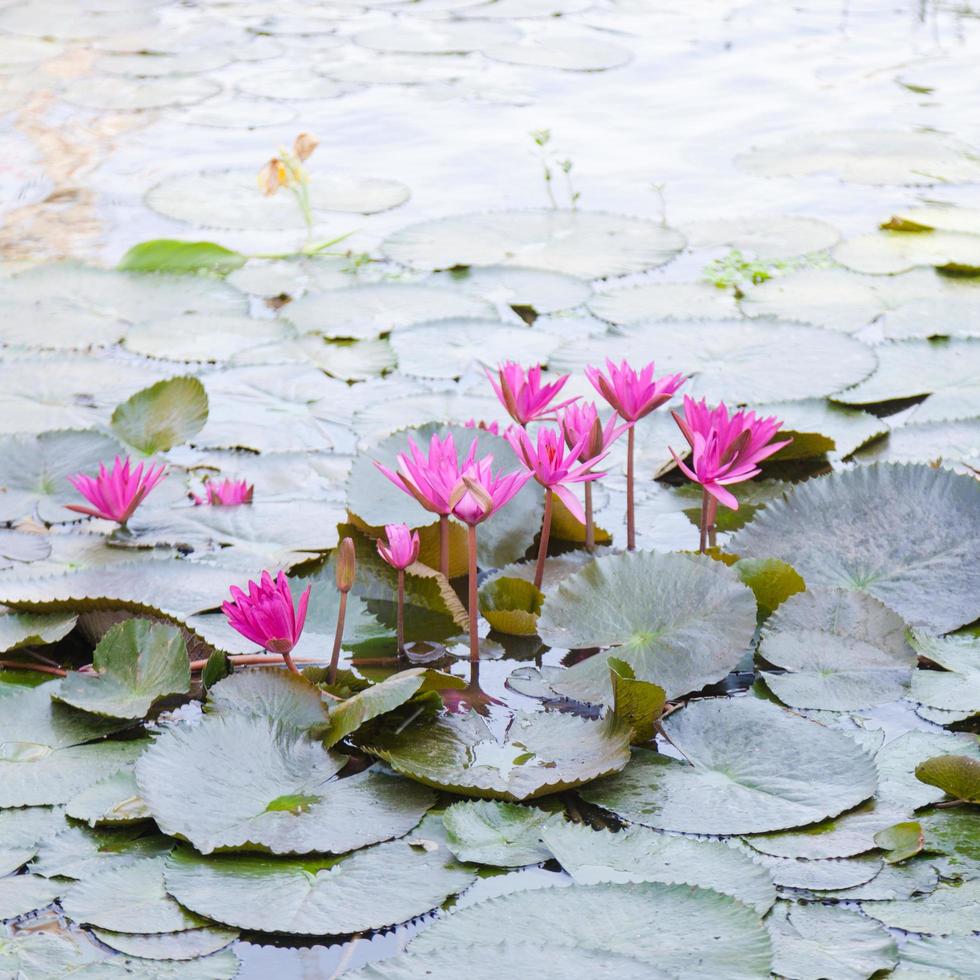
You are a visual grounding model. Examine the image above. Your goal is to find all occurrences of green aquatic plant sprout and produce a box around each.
[530,128,580,209]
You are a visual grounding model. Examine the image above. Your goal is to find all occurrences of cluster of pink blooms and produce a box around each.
[64,357,789,671]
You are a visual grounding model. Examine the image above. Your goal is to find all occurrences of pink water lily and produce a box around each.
[670,396,791,551]
[506,425,607,589]
[376,432,477,577]
[447,450,531,662]
[486,361,577,426]
[559,402,628,551]
[585,359,687,551]
[376,524,421,655]
[67,456,167,527]
[222,570,310,674]
[193,478,253,507]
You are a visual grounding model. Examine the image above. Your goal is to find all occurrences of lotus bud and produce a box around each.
[293,132,319,162]
[335,537,356,594]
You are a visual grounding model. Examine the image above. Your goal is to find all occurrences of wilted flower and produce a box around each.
[293,132,318,162]
[670,397,791,511]
[585,358,686,422]
[257,158,288,196]
[486,361,577,426]
[67,456,166,527]
[193,478,253,507]
[376,524,421,571]
[222,571,310,673]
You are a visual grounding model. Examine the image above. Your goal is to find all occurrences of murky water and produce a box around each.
[3,0,979,975]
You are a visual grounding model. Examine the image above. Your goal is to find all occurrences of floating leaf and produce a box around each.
[430,265,591,315]
[111,376,209,454]
[683,215,840,260]
[124,314,292,363]
[31,825,173,880]
[583,698,877,834]
[55,620,190,720]
[354,20,520,54]
[608,657,666,744]
[745,848,881,891]
[207,669,329,730]
[164,819,475,935]
[66,768,150,826]
[819,858,938,901]
[0,805,67,875]
[136,711,435,854]
[442,800,556,866]
[361,708,632,802]
[733,464,980,632]
[874,821,925,863]
[117,241,246,277]
[915,755,980,803]
[382,210,685,279]
[733,558,805,620]
[856,418,980,475]
[71,949,240,979]
[479,577,543,637]
[758,588,915,711]
[909,630,980,717]
[408,881,773,979]
[767,902,897,980]
[0,926,93,977]
[0,610,77,653]
[537,551,756,704]
[834,230,980,275]
[91,926,238,961]
[62,856,206,933]
[861,878,980,935]
[898,936,980,977]
[485,37,632,71]
[590,280,738,324]
[63,75,221,111]
[0,874,63,919]
[541,821,775,914]
[875,730,980,811]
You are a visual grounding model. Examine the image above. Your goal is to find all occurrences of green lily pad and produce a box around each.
[909,630,980,716]
[608,657,666,744]
[55,620,190,720]
[915,755,980,803]
[0,874,64,919]
[31,825,173,880]
[442,800,557,866]
[856,418,980,475]
[537,551,756,704]
[876,731,980,810]
[758,588,915,711]
[820,858,938,900]
[735,129,980,185]
[919,806,980,881]
[751,398,888,460]
[746,848,882,891]
[123,314,292,362]
[541,822,775,914]
[898,936,980,977]
[62,856,206,933]
[875,821,926,864]
[408,881,773,979]
[582,698,878,834]
[111,376,209,455]
[91,926,238,961]
[0,805,67,874]
[834,230,980,275]
[430,265,591,314]
[551,319,876,403]
[479,577,544,637]
[66,767,150,826]
[207,669,329,730]
[838,339,980,423]
[70,948,241,979]
[767,902,897,980]
[136,711,435,854]
[589,280,739,324]
[382,210,686,278]
[861,878,980,935]
[361,708,632,802]
[733,558,805,620]
[0,430,127,525]
[281,283,494,340]
[163,819,476,935]
[0,926,94,977]
[0,610,77,652]
[733,464,980,633]
[884,205,980,235]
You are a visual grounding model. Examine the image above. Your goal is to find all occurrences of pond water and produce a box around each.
[2,0,980,977]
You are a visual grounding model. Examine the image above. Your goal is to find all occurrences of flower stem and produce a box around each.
[467,523,479,662]
[626,425,636,551]
[281,650,301,676]
[699,486,710,554]
[534,489,554,590]
[584,481,595,552]
[0,660,66,677]
[396,569,405,655]
[328,591,348,684]
[439,514,449,578]
[707,496,718,549]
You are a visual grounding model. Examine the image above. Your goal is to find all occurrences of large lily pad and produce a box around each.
[485,37,632,71]
[551,319,877,403]
[541,821,776,913]
[0,926,94,977]
[136,711,435,854]
[898,936,980,977]
[381,210,686,278]
[63,75,220,111]
[62,856,205,933]
[732,464,980,633]
[31,825,173,880]
[354,20,519,54]
[837,339,980,423]
[589,280,738,324]
[0,610,77,652]
[856,418,980,475]
[361,708,632,801]
[537,551,757,704]
[834,230,980,275]
[582,698,878,834]
[70,949,241,979]
[408,881,773,980]
[163,819,476,935]
[875,730,980,810]
[758,589,916,711]
[54,620,190,720]
[91,926,238,962]
[0,874,64,919]
[861,878,980,935]
[206,668,329,729]
[767,902,897,980]
[0,805,67,875]
[682,215,840,259]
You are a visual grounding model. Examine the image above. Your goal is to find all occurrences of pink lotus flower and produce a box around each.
[376,523,421,571]
[448,454,532,527]
[464,418,500,435]
[559,402,629,462]
[67,456,166,526]
[486,361,577,426]
[585,358,686,422]
[670,397,791,510]
[505,425,606,524]
[376,433,476,517]
[222,571,310,672]
[193,478,253,507]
